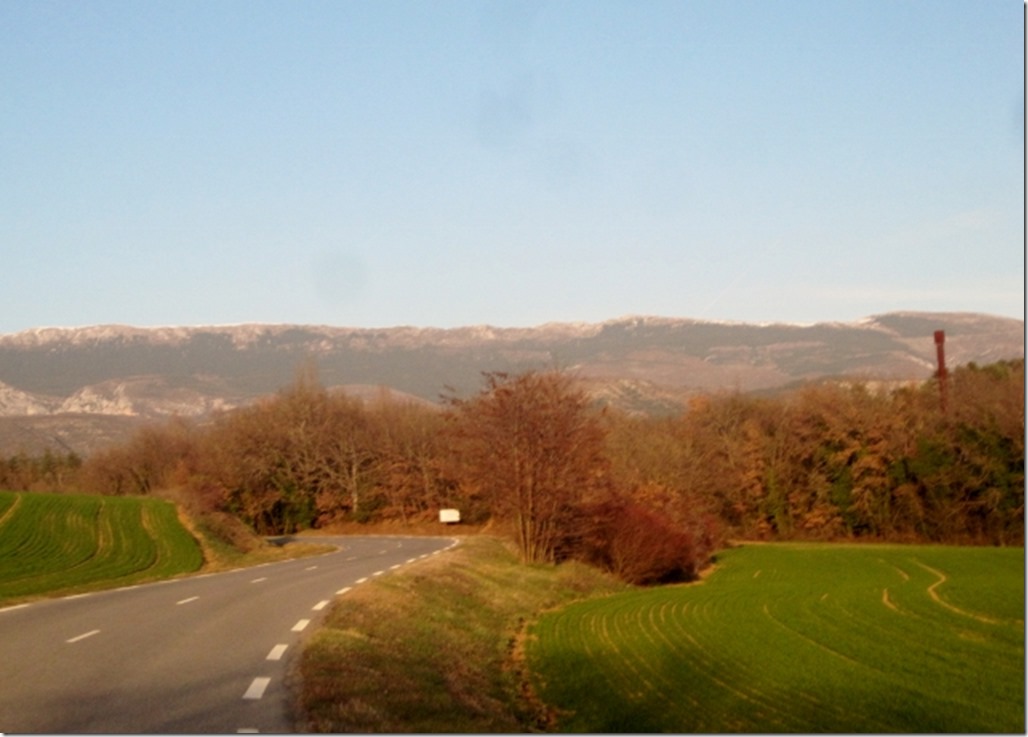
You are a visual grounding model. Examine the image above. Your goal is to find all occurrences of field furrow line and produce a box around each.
[882,587,900,612]
[643,600,705,713]
[878,557,911,582]
[618,601,690,713]
[639,590,787,728]
[592,601,670,708]
[0,492,21,527]
[759,599,893,730]
[914,560,1002,625]
[601,605,653,696]
[762,601,865,670]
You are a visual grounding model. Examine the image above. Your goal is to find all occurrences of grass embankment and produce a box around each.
[527,543,1025,733]
[0,490,334,605]
[294,535,627,732]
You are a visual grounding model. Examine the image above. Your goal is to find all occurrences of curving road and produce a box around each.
[0,535,456,734]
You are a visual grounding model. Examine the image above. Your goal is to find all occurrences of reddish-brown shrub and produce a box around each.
[574,494,698,585]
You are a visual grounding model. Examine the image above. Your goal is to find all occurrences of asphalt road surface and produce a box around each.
[0,535,457,734]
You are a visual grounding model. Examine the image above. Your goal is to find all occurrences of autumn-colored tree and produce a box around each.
[777,386,856,538]
[923,360,1024,542]
[191,368,379,533]
[0,450,82,492]
[446,371,610,563]
[80,417,198,496]
[602,412,723,567]
[671,392,778,537]
[367,394,451,524]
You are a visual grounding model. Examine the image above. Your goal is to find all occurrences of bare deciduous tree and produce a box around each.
[446,371,609,563]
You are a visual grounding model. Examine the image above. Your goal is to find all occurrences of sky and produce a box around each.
[1,0,1023,333]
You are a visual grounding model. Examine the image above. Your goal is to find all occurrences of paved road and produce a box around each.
[0,535,457,734]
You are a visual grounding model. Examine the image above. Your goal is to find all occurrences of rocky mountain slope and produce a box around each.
[0,311,1021,456]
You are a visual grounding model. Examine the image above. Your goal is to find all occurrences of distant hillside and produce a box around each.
[0,312,1021,456]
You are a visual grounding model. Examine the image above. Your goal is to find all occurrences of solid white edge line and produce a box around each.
[0,603,30,613]
[66,629,101,643]
[292,619,310,632]
[267,644,288,661]
[243,677,271,700]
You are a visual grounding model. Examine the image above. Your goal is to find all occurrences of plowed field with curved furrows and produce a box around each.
[0,491,202,602]
[527,544,1024,733]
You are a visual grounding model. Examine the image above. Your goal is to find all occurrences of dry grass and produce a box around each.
[293,535,625,733]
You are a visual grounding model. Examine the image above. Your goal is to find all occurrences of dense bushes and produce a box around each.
[4,359,1022,583]
[659,361,1024,544]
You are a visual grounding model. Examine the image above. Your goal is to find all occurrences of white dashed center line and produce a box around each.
[243,677,271,700]
[176,596,199,605]
[266,644,288,661]
[66,629,100,644]
[292,619,310,632]
[336,586,352,595]
[312,600,329,611]
[251,577,267,583]
[355,577,368,584]
[305,565,318,571]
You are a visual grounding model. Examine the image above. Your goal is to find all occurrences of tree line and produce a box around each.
[2,359,1022,583]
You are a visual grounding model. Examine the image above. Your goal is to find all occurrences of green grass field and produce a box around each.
[527,543,1025,733]
[0,490,203,602]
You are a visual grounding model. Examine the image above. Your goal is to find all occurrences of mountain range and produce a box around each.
[0,311,1022,457]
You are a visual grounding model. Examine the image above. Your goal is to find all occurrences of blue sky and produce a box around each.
[1,0,1023,332]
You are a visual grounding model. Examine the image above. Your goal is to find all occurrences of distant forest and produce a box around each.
[2,359,1022,584]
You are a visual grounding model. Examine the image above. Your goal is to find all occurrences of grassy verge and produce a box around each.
[294,535,627,733]
[180,507,334,571]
